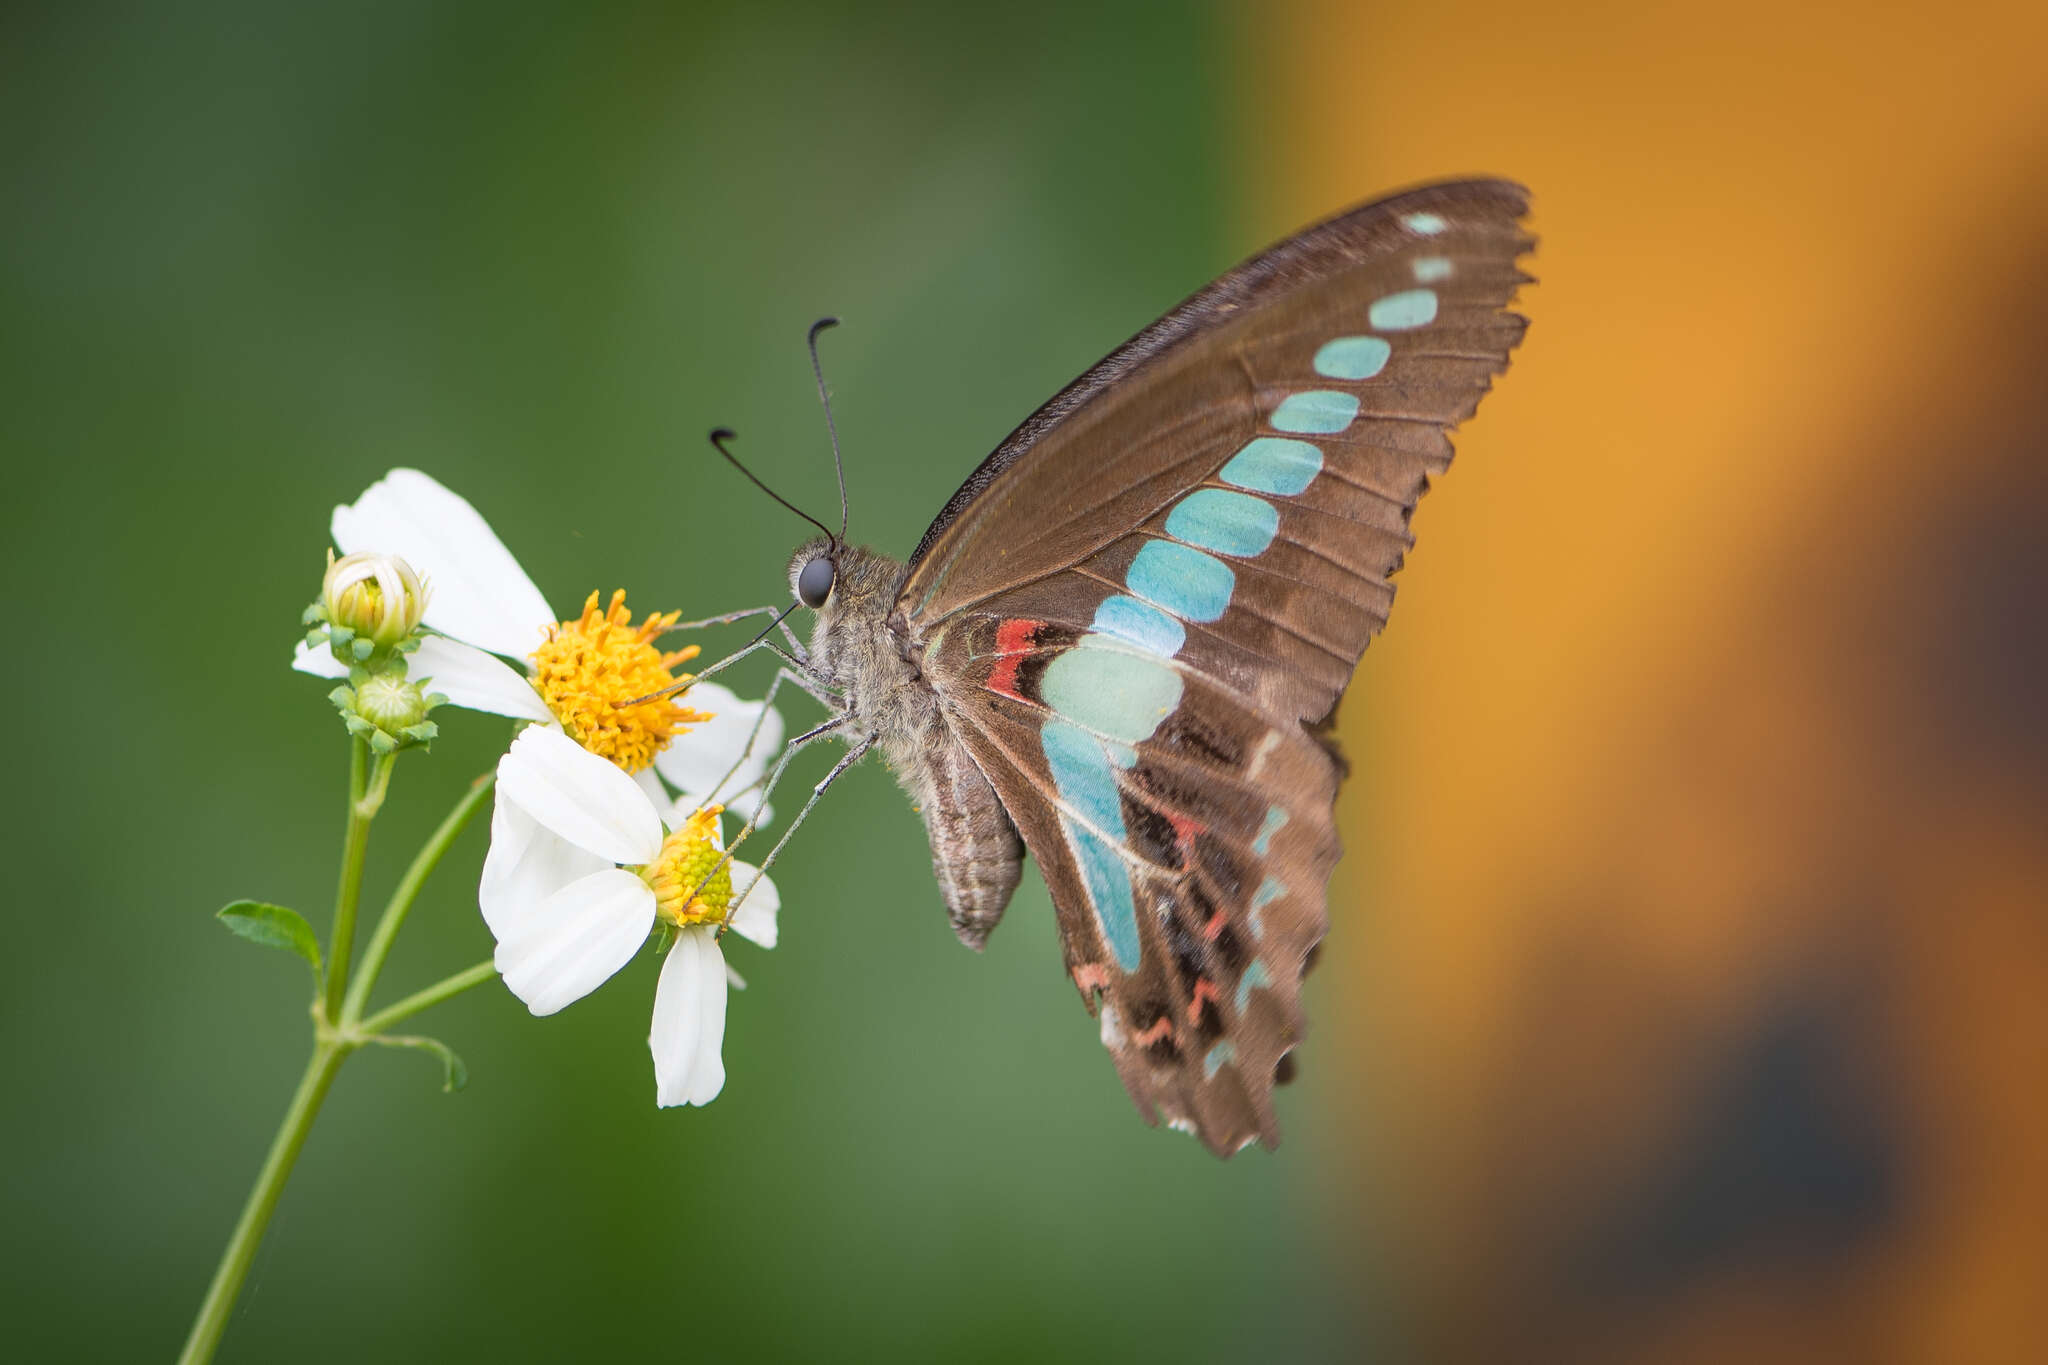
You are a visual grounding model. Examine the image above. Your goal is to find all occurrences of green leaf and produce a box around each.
[370,1034,469,1092]
[216,901,322,975]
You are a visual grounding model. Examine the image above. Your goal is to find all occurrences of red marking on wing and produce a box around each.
[1072,963,1111,998]
[1166,809,1205,862]
[985,617,1045,701]
[1131,1016,1176,1047]
[1188,978,1221,1023]
[1201,909,1228,941]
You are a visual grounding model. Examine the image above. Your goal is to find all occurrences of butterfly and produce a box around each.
[707,179,1533,1156]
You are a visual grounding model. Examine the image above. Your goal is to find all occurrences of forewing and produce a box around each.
[899,180,1534,1154]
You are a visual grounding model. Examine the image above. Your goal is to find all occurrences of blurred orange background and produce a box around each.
[1249,1,2048,1359]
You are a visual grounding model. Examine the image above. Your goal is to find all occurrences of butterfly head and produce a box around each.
[788,538,838,609]
[786,536,902,609]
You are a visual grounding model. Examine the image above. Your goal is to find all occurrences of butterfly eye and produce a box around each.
[796,555,835,608]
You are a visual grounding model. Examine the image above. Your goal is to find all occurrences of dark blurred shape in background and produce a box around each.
[4,1,2044,1361]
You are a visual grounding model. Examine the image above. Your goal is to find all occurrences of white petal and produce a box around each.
[498,725,664,865]
[292,638,348,680]
[653,683,785,808]
[651,926,728,1107]
[494,869,655,1015]
[478,794,608,942]
[331,468,555,661]
[686,933,729,1105]
[726,860,780,949]
[293,619,553,725]
[725,963,748,990]
[406,636,554,720]
[632,764,671,812]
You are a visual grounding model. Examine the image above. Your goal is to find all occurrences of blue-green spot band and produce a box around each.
[1313,335,1392,380]
[1090,594,1184,659]
[1369,289,1438,331]
[1220,437,1323,496]
[1270,389,1361,434]
[1164,489,1279,557]
[1040,638,1183,745]
[1126,540,1234,623]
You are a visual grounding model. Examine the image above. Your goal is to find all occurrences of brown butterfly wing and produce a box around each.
[897,180,1535,1155]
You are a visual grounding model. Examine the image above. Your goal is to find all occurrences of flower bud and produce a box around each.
[322,550,430,649]
[353,674,431,736]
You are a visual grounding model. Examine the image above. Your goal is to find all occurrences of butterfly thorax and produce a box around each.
[790,537,1026,947]
[788,539,932,763]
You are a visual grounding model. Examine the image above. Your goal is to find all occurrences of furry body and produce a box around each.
[790,538,1023,947]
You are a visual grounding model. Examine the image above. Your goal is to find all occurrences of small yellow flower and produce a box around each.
[528,590,710,773]
[638,805,733,927]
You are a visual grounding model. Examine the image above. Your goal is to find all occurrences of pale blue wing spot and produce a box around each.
[1126,540,1235,623]
[1234,960,1272,1010]
[1041,718,1128,835]
[1253,805,1288,855]
[1313,335,1392,380]
[1249,874,1286,935]
[1042,721,1142,970]
[1412,256,1454,283]
[1091,594,1185,659]
[1369,289,1438,331]
[1270,389,1361,434]
[1041,638,1184,744]
[1220,437,1323,496]
[1164,488,1279,557]
[1402,211,1447,235]
[1065,815,1141,970]
[1203,1041,1237,1078]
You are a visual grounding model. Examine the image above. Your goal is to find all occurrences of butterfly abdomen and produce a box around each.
[801,539,1027,947]
[918,737,1024,949]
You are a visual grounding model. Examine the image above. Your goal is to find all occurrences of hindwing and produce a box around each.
[896,180,1534,1154]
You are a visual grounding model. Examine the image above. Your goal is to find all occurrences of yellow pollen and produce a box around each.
[639,806,733,927]
[528,589,709,773]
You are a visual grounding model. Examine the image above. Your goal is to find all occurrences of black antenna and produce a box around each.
[806,316,848,540]
[708,428,836,543]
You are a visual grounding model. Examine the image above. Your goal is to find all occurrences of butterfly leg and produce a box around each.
[682,712,848,908]
[661,604,814,662]
[688,635,838,706]
[717,729,878,930]
[681,665,836,819]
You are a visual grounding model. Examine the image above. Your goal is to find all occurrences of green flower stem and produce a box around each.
[321,742,397,1022]
[358,960,498,1037]
[184,738,488,1363]
[340,770,496,1028]
[177,1041,346,1365]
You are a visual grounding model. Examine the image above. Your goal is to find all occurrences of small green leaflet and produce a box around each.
[216,901,322,976]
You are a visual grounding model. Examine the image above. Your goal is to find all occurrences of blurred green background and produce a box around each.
[3,3,1346,1361]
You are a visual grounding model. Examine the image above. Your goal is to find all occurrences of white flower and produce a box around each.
[293,469,781,812]
[293,470,558,721]
[482,725,780,1107]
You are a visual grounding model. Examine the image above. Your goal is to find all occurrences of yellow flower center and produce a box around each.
[528,589,709,773]
[638,806,733,927]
